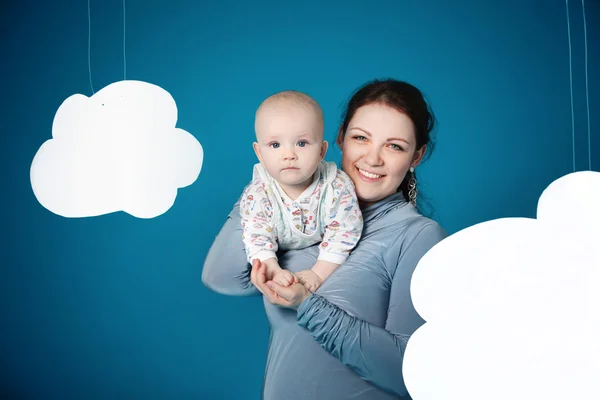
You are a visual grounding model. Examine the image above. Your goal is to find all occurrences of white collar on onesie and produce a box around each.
[253,160,338,205]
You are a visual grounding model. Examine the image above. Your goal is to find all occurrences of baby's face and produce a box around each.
[253,103,326,194]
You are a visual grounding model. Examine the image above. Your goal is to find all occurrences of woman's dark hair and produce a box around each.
[336,78,437,210]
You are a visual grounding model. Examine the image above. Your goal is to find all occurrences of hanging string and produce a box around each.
[87,0,127,93]
[88,0,95,94]
[581,0,591,171]
[565,0,576,172]
[123,0,127,81]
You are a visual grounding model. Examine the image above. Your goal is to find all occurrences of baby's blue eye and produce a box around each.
[297,141,307,147]
[270,143,280,149]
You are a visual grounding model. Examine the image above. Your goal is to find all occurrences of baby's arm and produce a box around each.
[239,182,297,287]
[297,174,364,292]
[239,183,278,263]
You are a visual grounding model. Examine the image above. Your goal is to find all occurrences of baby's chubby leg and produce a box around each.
[262,257,298,287]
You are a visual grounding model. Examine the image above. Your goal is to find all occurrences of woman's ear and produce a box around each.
[335,127,345,148]
[411,145,427,168]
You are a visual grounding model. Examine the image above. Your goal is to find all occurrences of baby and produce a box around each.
[239,90,363,292]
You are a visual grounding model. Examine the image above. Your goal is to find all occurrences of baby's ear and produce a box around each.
[320,141,329,159]
[253,142,263,163]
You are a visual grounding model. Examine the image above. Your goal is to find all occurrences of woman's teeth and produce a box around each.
[359,169,382,179]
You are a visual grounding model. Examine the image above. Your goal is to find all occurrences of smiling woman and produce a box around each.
[202,78,447,399]
[337,80,436,209]
[341,104,423,207]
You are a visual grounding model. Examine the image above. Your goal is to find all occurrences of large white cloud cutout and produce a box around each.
[30,80,203,219]
[404,171,600,400]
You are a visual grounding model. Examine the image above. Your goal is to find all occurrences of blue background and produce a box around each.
[1,0,598,398]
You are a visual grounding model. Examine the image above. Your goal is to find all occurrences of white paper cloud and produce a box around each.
[30,80,203,218]
[404,171,600,400]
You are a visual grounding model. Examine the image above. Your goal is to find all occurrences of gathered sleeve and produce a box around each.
[296,223,447,397]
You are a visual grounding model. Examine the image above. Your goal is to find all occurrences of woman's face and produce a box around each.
[338,103,426,208]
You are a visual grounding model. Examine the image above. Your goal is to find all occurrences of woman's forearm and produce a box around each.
[202,203,260,296]
[296,223,447,397]
[297,294,412,397]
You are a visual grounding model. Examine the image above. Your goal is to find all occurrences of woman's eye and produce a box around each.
[389,143,405,151]
[354,135,367,141]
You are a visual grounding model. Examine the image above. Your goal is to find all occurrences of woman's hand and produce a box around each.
[250,259,311,309]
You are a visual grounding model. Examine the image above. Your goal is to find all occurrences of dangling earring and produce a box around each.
[408,167,417,206]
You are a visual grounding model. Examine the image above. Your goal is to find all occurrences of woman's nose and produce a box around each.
[363,147,382,166]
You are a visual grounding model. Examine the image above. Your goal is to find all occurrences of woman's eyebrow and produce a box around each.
[349,127,372,136]
[387,137,410,144]
[350,127,409,144]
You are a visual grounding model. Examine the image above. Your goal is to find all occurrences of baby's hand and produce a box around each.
[272,269,297,287]
[295,270,323,292]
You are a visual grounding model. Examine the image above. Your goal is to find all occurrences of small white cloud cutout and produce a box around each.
[404,171,600,400]
[30,80,203,218]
